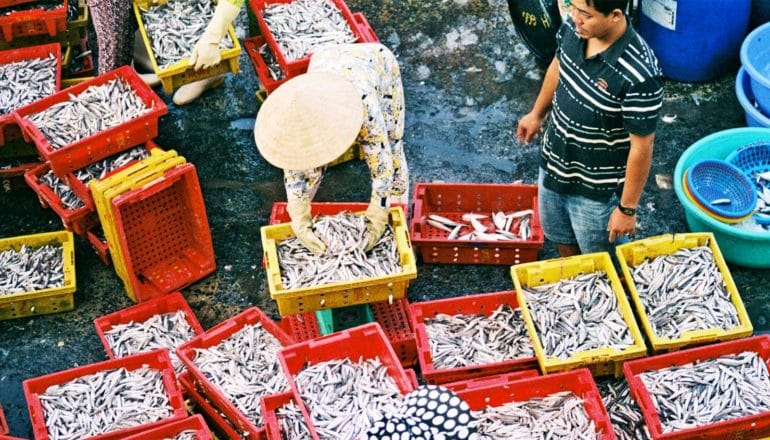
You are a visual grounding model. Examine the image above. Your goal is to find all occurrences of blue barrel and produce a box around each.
[639,0,751,82]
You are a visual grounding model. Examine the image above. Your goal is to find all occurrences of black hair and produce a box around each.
[586,0,629,15]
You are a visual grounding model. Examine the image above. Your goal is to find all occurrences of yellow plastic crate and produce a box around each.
[261,206,418,316]
[62,44,71,69]
[0,230,76,320]
[134,0,241,94]
[328,143,359,167]
[616,232,753,354]
[510,252,647,377]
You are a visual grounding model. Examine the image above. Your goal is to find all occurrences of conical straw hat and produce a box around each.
[254,71,364,170]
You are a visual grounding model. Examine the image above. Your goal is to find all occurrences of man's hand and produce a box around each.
[517,111,545,144]
[608,207,636,243]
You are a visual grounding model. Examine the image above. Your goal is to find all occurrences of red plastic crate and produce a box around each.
[0,0,67,43]
[93,291,205,359]
[410,182,544,264]
[110,163,215,303]
[269,201,408,224]
[0,115,24,146]
[85,224,110,265]
[120,414,213,440]
[454,368,615,439]
[23,350,187,440]
[409,290,539,385]
[24,162,97,235]
[0,43,61,117]
[13,65,167,178]
[352,12,379,43]
[442,369,540,392]
[63,35,93,77]
[624,335,770,440]
[243,35,289,94]
[178,372,246,440]
[279,322,415,440]
[0,0,35,8]
[260,392,309,440]
[250,0,365,77]
[177,307,296,440]
[0,403,7,435]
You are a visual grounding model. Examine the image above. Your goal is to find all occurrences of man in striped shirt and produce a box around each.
[518,0,663,257]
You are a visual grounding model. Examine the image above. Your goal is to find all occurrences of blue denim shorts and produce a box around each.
[538,169,629,254]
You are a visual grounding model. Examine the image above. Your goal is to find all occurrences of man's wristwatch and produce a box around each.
[617,203,636,216]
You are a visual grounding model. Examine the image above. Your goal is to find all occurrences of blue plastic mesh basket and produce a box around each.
[726,142,770,225]
[685,159,757,219]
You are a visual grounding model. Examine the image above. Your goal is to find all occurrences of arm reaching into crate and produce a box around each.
[189,0,241,70]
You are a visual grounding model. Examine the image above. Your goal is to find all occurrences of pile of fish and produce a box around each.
[639,351,770,433]
[262,0,358,62]
[597,378,650,440]
[167,431,197,440]
[0,244,64,295]
[294,357,402,440]
[425,304,534,369]
[425,210,533,241]
[26,78,150,151]
[140,0,235,70]
[276,400,312,440]
[38,366,173,440]
[258,42,284,80]
[0,55,57,116]
[522,271,634,360]
[39,170,85,210]
[630,245,740,339]
[103,310,196,374]
[470,391,599,439]
[193,322,289,428]
[750,170,770,228]
[66,43,92,75]
[277,213,401,290]
[72,146,150,185]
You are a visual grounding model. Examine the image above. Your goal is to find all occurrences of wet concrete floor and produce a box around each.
[1,0,770,436]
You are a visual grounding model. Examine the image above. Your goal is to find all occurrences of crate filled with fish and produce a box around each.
[410,182,544,265]
[0,43,61,120]
[23,349,187,440]
[0,152,39,192]
[85,223,110,264]
[12,65,167,178]
[511,252,647,377]
[178,371,247,440]
[133,0,241,94]
[121,414,213,440]
[94,291,205,375]
[244,35,289,94]
[24,162,97,235]
[262,206,417,316]
[453,368,614,439]
[279,322,415,440]
[279,297,418,367]
[268,201,407,225]
[61,36,92,78]
[442,369,540,392]
[250,0,365,77]
[409,290,539,385]
[260,392,313,440]
[597,376,651,440]
[0,0,84,49]
[0,0,68,43]
[176,307,296,439]
[624,335,770,440]
[0,230,75,320]
[616,233,753,354]
[351,12,378,43]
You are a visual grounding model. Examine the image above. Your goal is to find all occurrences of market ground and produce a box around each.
[2,0,770,436]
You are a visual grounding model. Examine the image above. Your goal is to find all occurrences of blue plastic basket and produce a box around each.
[726,142,770,224]
[685,159,757,219]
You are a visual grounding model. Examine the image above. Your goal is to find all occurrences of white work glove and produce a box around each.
[189,0,240,70]
[287,199,327,255]
[363,200,390,252]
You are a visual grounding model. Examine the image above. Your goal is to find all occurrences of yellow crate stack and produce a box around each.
[616,232,753,354]
[511,252,647,377]
[261,206,418,316]
[0,230,76,320]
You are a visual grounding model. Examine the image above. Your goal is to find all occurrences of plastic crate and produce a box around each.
[111,163,216,303]
[0,230,75,320]
[61,74,94,88]
[24,162,97,236]
[409,290,539,385]
[442,369,540,392]
[0,156,39,193]
[0,0,35,9]
[13,65,168,178]
[0,0,88,50]
[410,182,544,265]
[134,0,241,94]
[0,404,7,435]
[260,392,311,440]
[315,303,374,335]
[624,335,770,440]
[23,350,187,440]
[176,307,295,440]
[62,36,93,77]
[250,0,365,77]
[178,371,246,440]
[454,368,615,439]
[262,206,417,316]
[279,323,415,439]
[0,43,62,117]
[0,0,68,43]
[511,252,648,377]
[244,35,288,94]
[93,291,205,359]
[352,12,379,43]
[615,233,753,354]
[0,115,28,148]
[85,223,110,265]
[120,414,213,440]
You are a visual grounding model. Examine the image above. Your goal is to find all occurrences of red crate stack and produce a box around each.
[178,372,246,440]
[352,12,379,43]
[24,162,98,235]
[0,404,7,436]
[443,369,540,392]
[0,0,35,8]
[244,35,288,94]
[0,0,68,43]
[121,414,213,440]
[260,392,307,440]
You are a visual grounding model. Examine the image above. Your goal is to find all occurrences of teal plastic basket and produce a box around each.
[674,127,770,268]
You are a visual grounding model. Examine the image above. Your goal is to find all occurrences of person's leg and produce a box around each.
[172,76,226,106]
[567,192,626,256]
[88,0,134,74]
[538,168,580,257]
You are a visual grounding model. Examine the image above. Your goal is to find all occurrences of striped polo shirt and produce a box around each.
[540,16,663,200]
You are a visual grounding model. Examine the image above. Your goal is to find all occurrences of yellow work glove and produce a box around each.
[189,1,240,71]
[363,202,390,252]
[287,199,327,255]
